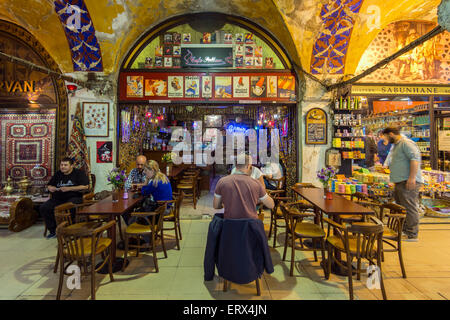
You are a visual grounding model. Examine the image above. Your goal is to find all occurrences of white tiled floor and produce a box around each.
[1,199,450,300]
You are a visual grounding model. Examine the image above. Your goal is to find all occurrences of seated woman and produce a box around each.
[141,160,173,214]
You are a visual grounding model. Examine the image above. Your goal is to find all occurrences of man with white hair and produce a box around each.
[213,154,274,219]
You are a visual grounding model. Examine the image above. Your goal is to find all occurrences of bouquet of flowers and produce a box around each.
[162,152,173,163]
[107,168,127,190]
[317,166,335,189]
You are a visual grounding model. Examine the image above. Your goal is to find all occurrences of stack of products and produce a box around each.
[353,171,390,184]
[368,183,394,198]
[329,178,369,195]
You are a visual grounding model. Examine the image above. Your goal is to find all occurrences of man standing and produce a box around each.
[214,154,274,219]
[40,157,89,239]
[364,128,378,169]
[382,127,423,241]
[124,155,148,190]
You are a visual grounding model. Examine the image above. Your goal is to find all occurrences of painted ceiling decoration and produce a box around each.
[53,0,103,71]
[311,0,363,75]
[356,20,450,84]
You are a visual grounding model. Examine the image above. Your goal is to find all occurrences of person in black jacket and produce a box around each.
[364,128,378,169]
[40,157,89,239]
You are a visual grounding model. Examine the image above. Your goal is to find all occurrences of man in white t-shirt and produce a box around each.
[262,162,283,190]
[231,165,265,187]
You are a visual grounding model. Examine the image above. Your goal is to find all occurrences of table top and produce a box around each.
[292,187,374,215]
[77,191,143,216]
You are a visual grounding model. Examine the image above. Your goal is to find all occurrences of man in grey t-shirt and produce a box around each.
[383,127,422,241]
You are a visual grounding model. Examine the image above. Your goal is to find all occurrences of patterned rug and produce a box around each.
[0,111,56,186]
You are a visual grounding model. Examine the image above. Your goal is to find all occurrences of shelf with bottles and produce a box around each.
[334,127,365,138]
[333,96,365,111]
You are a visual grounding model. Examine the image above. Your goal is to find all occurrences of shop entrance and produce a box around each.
[117,13,300,199]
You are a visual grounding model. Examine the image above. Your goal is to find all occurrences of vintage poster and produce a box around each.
[126,75,143,97]
[164,57,172,68]
[224,33,233,44]
[235,45,244,56]
[244,33,254,44]
[173,32,181,44]
[235,33,244,43]
[164,33,173,44]
[182,33,191,43]
[267,76,277,98]
[244,56,254,68]
[145,79,167,97]
[164,45,173,56]
[96,141,112,163]
[202,76,212,98]
[278,75,296,98]
[202,32,212,44]
[173,45,181,56]
[173,57,181,68]
[265,57,274,68]
[185,76,200,98]
[168,76,184,98]
[233,76,250,98]
[305,108,327,145]
[214,76,232,99]
[245,45,254,57]
[154,57,163,68]
[250,76,266,98]
[254,57,263,68]
[235,56,244,68]
[254,46,263,57]
[155,46,163,57]
[83,102,109,137]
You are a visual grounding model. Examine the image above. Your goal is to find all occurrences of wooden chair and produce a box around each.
[177,174,198,209]
[55,220,115,300]
[324,216,387,300]
[223,278,262,296]
[338,192,378,223]
[379,202,408,278]
[183,169,202,199]
[280,202,327,277]
[53,202,101,273]
[89,173,96,192]
[122,205,167,273]
[159,192,184,250]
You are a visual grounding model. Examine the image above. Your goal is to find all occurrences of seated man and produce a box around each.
[40,157,89,239]
[262,158,283,190]
[124,155,148,191]
[231,153,265,188]
[213,154,274,219]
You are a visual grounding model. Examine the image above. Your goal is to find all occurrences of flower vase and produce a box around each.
[325,188,333,200]
[112,187,119,202]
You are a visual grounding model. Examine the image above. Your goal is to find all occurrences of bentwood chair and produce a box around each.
[53,202,102,273]
[56,220,115,300]
[159,192,184,250]
[177,173,198,209]
[324,216,387,300]
[280,202,327,277]
[379,202,408,278]
[122,205,167,273]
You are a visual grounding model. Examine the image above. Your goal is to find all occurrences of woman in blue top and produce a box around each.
[142,160,173,213]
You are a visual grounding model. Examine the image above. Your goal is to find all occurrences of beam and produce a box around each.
[0,51,86,87]
[327,25,445,91]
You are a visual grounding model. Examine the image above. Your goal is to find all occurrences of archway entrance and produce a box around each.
[117,13,301,194]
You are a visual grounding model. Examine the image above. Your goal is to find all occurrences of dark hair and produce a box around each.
[61,157,74,165]
[382,127,400,135]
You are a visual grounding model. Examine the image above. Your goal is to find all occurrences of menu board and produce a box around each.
[305,108,327,145]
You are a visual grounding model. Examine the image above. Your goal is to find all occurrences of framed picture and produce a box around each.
[96,141,113,163]
[83,102,109,137]
[204,115,222,128]
[305,108,327,145]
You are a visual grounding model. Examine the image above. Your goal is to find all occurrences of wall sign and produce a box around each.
[181,47,233,68]
[305,108,327,145]
[352,85,450,96]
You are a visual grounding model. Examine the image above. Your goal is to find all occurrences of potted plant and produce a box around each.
[317,166,336,200]
[107,168,127,202]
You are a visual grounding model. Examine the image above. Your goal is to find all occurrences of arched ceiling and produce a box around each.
[0,0,443,80]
